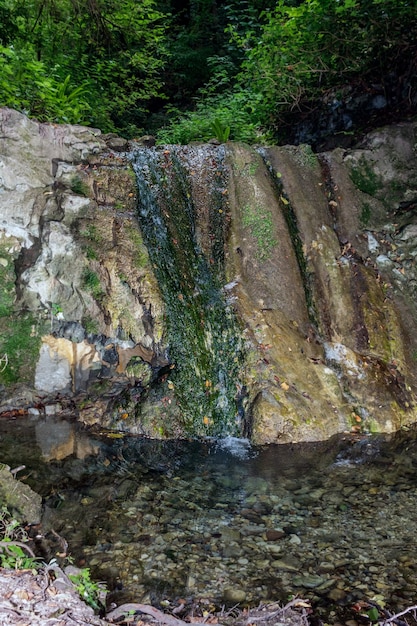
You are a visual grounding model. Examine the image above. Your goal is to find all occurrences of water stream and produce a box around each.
[132,145,243,438]
[1,416,417,621]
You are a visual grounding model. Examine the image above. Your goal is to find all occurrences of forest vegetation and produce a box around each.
[0,0,416,144]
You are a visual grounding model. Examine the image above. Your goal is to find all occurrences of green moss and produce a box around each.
[126,358,152,385]
[80,224,103,245]
[0,316,43,385]
[242,203,278,262]
[85,246,97,260]
[82,268,104,300]
[294,144,317,168]
[235,161,260,178]
[78,224,104,261]
[0,245,44,386]
[350,157,382,196]
[70,174,90,197]
[125,224,149,269]
[360,202,372,227]
[134,148,243,437]
[82,316,99,335]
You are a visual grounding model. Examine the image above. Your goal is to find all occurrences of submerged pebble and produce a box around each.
[2,420,417,621]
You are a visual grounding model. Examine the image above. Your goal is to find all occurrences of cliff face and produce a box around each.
[0,108,173,436]
[1,108,417,443]
[227,135,417,442]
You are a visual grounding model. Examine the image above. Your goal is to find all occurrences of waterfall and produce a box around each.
[132,145,243,438]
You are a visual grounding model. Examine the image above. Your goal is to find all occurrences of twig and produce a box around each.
[106,603,187,624]
[0,540,36,558]
[379,605,417,624]
[106,603,224,626]
[247,599,309,623]
[0,353,8,372]
[10,465,26,479]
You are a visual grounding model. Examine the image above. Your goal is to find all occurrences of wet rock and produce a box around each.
[327,587,347,602]
[223,587,247,603]
[265,529,285,541]
[103,135,129,151]
[293,574,326,589]
[0,465,42,523]
[271,557,301,572]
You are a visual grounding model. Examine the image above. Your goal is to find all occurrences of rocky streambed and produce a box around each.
[1,416,417,624]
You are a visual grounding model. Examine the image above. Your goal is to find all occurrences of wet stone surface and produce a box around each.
[0,418,417,622]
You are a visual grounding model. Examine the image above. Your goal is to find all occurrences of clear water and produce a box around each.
[1,415,417,621]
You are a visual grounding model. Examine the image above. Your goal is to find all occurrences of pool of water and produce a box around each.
[1,415,416,620]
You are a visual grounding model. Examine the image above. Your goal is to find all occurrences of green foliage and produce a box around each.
[0,252,14,318]
[68,567,103,611]
[0,316,42,385]
[227,0,417,137]
[211,118,230,143]
[0,507,39,571]
[157,86,270,144]
[51,303,63,317]
[0,539,38,570]
[367,607,380,623]
[0,0,169,135]
[0,45,90,124]
[0,248,43,386]
[1,0,415,141]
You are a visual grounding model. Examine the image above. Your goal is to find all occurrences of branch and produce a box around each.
[0,540,36,558]
[380,605,417,624]
[106,603,223,626]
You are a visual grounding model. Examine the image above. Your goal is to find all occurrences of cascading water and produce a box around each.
[132,145,243,437]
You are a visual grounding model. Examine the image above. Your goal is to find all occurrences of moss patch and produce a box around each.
[350,157,382,196]
[242,203,278,262]
[360,202,372,227]
[70,174,90,197]
[82,267,104,301]
[0,244,43,386]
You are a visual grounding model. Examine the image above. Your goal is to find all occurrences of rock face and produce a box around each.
[1,107,417,443]
[0,465,42,524]
[0,108,170,436]
[227,132,417,442]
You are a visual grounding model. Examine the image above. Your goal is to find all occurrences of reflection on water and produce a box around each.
[0,415,417,619]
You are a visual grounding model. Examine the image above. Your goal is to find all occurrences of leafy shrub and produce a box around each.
[0,507,39,570]
[157,87,270,145]
[0,45,91,124]
[68,567,104,611]
[228,0,417,136]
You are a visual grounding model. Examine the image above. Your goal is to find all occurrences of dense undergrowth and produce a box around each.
[0,1,415,143]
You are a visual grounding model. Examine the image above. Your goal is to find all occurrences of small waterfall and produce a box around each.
[132,145,243,437]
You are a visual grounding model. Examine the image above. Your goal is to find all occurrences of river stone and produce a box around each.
[223,587,247,603]
[265,529,285,541]
[271,557,301,572]
[293,574,326,588]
